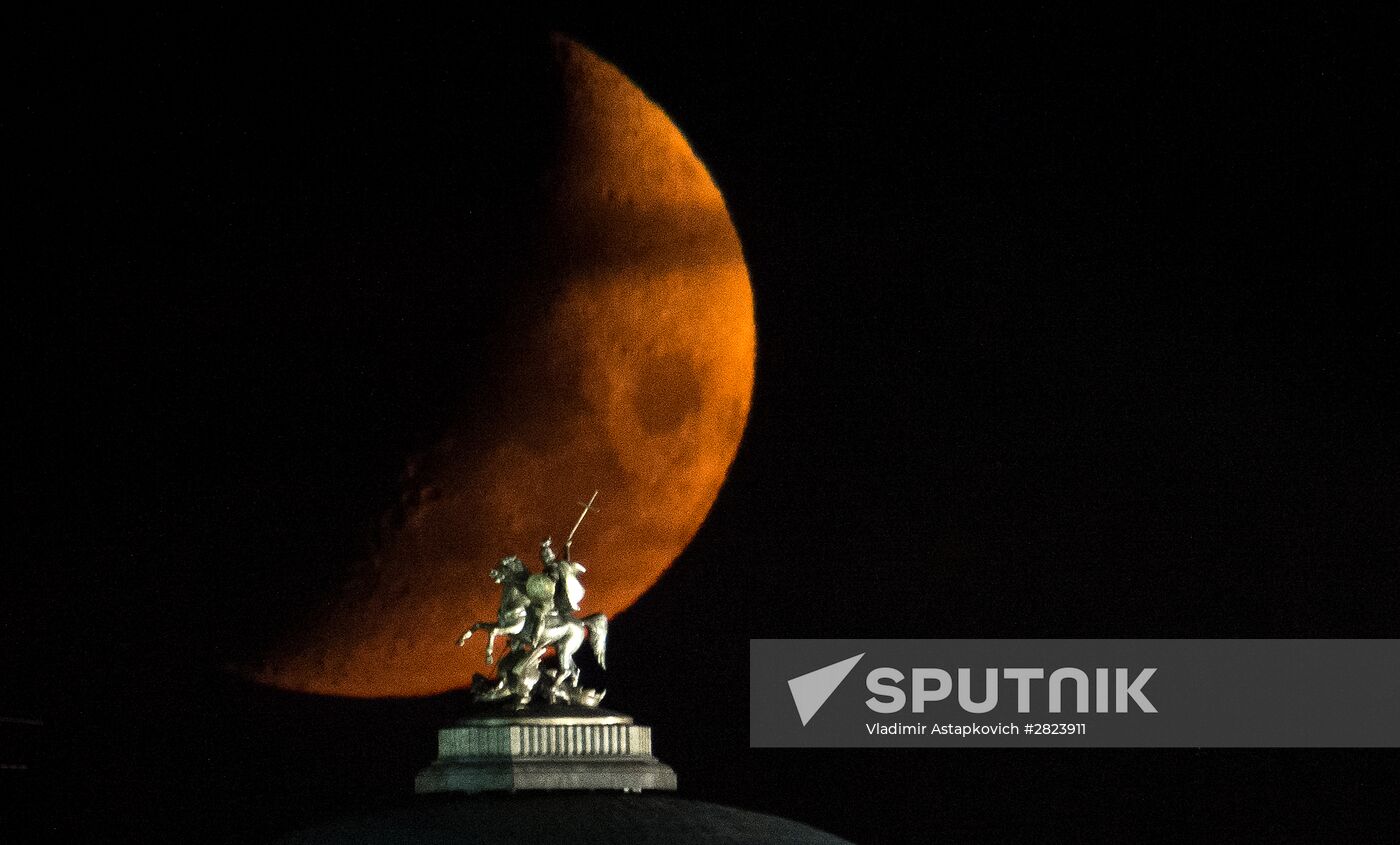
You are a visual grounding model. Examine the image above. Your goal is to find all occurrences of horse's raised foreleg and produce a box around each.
[458,620,492,647]
[485,616,526,665]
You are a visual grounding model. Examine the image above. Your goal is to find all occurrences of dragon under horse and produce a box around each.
[458,492,608,708]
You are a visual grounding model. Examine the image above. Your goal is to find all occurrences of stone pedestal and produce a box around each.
[415,705,677,794]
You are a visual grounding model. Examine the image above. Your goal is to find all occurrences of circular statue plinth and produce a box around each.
[415,704,677,794]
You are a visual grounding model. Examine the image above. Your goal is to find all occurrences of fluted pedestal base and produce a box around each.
[415,705,677,794]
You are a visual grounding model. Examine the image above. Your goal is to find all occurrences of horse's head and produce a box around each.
[490,555,525,584]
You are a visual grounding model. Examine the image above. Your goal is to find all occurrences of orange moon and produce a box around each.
[251,36,755,697]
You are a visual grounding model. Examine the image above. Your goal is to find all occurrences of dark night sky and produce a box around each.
[7,6,1399,842]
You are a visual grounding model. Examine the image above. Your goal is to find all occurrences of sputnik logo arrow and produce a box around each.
[787,653,865,726]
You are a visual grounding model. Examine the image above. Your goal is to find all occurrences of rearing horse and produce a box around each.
[458,556,529,665]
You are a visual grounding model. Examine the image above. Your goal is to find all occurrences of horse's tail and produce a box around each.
[586,614,608,670]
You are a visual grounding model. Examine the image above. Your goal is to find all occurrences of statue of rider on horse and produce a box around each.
[458,492,609,708]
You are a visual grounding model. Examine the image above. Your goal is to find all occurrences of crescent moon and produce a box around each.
[251,36,755,697]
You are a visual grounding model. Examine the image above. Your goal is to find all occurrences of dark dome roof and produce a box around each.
[275,794,853,844]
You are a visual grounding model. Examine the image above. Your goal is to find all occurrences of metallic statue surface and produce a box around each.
[419,490,677,794]
[459,493,608,708]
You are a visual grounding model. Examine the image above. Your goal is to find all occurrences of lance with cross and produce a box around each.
[564,490,599,560]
